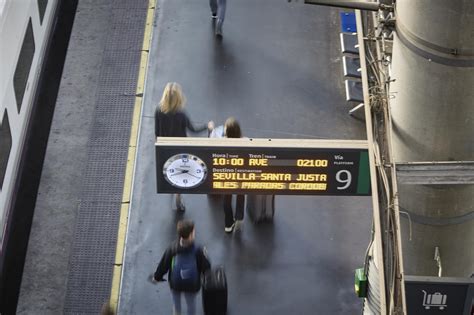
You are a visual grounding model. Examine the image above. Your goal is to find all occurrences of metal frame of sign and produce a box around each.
[155,137,371,196]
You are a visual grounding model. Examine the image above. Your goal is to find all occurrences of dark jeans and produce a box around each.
[209,0,226,22]
[171,290,197,315]
[223,194,244,227]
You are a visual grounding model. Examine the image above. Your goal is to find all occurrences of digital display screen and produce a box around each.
[155,138,371,196]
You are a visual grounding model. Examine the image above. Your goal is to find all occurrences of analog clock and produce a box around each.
[162,154,208,188]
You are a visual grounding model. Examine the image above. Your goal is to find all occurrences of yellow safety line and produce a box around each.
[110,0,156,312]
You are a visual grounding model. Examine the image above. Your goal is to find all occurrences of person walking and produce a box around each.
[153,220,211,315]
[155,82,213,211]
[209,0,226,37]
[222,117,245,233]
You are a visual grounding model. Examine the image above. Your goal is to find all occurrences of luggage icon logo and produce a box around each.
[422,290,447,310]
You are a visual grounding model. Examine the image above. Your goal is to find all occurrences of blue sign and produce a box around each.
[340,12,357,33]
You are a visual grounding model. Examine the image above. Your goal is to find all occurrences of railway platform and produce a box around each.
[18,0,371,313]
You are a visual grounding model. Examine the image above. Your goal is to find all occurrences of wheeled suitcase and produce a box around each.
[202,266,227,315]
[246,195,275,223]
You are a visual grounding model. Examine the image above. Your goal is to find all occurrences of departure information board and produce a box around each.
[155,138,371,196]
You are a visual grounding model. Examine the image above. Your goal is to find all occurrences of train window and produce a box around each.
[13,19,35,113]
[37,0,48,24]
[0,110,12,190]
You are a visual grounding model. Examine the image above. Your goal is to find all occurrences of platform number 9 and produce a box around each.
[336,170,352,190]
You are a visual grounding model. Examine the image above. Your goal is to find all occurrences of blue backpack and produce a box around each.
[170,245,199,288]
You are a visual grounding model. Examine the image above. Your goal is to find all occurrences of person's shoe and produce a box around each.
[211,12,217,19]
[234,220,243,231]
[224,222,235,233]
[175,202,186,212]
[215,20,223,38]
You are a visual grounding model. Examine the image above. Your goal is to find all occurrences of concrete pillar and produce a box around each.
[390,0,474,277]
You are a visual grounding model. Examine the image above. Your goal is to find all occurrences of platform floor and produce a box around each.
[119,0,371,314]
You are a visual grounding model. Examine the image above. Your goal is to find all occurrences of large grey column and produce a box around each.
[389,0,474,277]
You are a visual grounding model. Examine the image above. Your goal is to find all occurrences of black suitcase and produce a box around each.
[202,267,227,315]
[246,195,275,223]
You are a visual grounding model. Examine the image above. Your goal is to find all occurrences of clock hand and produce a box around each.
[170,170,188,176]
[186,172,201,179]
[169,169,190,176]
[174,168,189,173]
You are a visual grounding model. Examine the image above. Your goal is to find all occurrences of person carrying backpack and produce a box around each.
[153,220,211,315]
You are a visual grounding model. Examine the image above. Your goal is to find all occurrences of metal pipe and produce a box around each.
[434,247,442,277]
[355,9,388,314]
[304,0,380,11]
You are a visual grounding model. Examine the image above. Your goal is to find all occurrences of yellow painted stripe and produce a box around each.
[142,0,156,52]
[110,203,131,309]
[136,51,149,95]
[121,146,137,204]
[110,0,156,312]
[128,97,142,148]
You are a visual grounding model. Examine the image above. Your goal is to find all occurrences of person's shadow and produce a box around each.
[207,24,247,112]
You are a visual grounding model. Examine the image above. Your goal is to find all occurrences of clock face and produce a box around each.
[162,154,208,188]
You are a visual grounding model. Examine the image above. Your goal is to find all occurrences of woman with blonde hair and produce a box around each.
[155,82,213,211]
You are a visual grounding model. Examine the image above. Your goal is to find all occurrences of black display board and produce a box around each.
[155,138,371,195]
[405,276,474,315]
